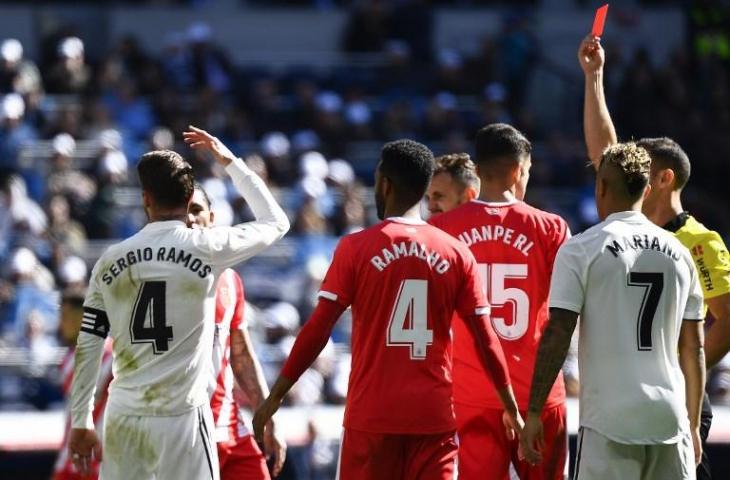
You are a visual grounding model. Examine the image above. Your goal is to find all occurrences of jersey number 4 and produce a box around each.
[478,263,530,340]
[627,272,664,351]
[130,281,174,354]
[387,279,433,360]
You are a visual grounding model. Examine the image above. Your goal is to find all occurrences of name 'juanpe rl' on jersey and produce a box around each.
[70,156,289,430]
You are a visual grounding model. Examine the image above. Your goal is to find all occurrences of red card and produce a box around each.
[591,4,609,37]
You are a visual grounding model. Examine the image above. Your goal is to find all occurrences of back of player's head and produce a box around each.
[599,142,651,201]
[192,181,212,209]
[379,139,435,205]
[137,150,195,209]
[474,123,531,173]
[636,137,690,190]
[434,153,479,189]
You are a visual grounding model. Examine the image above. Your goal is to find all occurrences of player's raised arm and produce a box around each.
[579,35,617,168]
[68,261,109,475]
[183,126,290,267]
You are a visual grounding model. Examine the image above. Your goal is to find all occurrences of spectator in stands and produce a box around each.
[0,93,36,171]
[47,133,96,214]
[0,38,42,97]
[47,194,88,254]
[187,22,234,94]
[45,37,91,94]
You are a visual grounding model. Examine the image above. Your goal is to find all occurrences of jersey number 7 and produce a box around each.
[130,281,174,354]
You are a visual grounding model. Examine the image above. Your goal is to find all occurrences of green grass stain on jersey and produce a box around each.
[115,347,139,374]
[104,415,157,469]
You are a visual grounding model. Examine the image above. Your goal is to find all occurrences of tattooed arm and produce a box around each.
[230,327,287,476]
[520,308,579,465]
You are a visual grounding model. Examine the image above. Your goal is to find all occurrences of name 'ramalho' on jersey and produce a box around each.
[549,211,704,444]
[70,158,289,429]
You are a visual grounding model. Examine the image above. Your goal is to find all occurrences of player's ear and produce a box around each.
[209,211,215,224]
[660,168,675,189]
[464,186,478,202]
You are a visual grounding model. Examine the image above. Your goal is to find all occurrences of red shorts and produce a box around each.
[217,433,270,480]
[52,471,99,480]
[337,428,457,480]
[455,403,567,480]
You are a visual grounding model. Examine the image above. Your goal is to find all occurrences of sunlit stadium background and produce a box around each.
[0,1,728,478]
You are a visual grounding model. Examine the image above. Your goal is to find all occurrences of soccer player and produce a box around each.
[252,139,523,480]
[187,183,286,479]
[521,143,705,479]
[53,289,113,480]
[430,124,570,480]
[425,153,480,215]
[579,35,730,479]
[68,126,290,479]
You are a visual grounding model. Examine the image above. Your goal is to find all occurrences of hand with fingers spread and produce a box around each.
[578,35,605,76]
[183,125,237,167]
[69,428,102,476]
[263,418,287,477]
[520,413,544,466]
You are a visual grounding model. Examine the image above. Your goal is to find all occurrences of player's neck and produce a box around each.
[146,206,189,223]
[385,203,422,221]
[646,192,684,227]
[477,181,516,203]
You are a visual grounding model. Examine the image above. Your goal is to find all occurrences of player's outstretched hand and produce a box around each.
[69,427,102,476]
[253,397,282,462]
[263,419,287,477]
[691,427,702,467]
[183,125,236,167]
[519,413,544,466]
[578,35,605,76]
[502,409,524,441]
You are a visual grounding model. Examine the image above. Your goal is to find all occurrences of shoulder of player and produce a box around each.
[676,217,728,253]
[516,201,569,230]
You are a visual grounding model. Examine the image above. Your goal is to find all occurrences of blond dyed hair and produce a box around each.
[600,142,652,198]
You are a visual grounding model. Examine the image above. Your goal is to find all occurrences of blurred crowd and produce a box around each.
[0,4,729,417]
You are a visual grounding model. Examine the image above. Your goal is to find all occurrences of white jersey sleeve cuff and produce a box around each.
[318,291,338,302]
[548,300,582,314]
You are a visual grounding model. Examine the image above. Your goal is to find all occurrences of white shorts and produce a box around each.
[574,427,694,480]
[100,403,219,480]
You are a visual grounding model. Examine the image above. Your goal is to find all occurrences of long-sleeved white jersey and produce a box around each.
[71,158,289,429]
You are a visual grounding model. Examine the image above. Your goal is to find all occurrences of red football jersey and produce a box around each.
[319,217,490,434]
[431,200,570,410]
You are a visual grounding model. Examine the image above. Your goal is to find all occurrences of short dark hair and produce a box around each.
[636,137,690,190]
[192,181,211,209]
[600,142,651,200]
[379,139,434,205]
[137,150,195,209]
[474,123,531,168]
[434,153,479,189]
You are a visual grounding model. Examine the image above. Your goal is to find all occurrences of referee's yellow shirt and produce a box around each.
[667,213,730,314]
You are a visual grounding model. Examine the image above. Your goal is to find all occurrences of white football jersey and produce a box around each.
[549,211,704,444]
[71,158,289,428]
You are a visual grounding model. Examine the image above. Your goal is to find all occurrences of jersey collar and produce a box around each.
[662,211,690,233]
[386,216,427,225]
[605,210,648,223]
[472,199,519,207]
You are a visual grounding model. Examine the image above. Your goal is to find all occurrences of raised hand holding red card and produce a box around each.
[592,4,609,37]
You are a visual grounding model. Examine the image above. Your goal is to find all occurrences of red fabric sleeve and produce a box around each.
[280,298,347,383]
[231,271,246,331]
[318,236,355,307]
[464,313,511,390]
